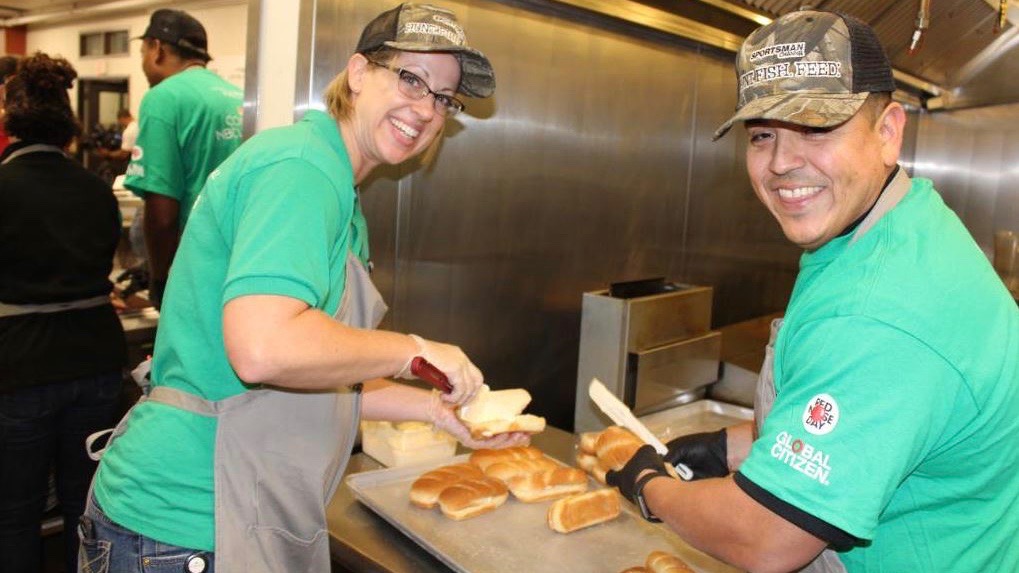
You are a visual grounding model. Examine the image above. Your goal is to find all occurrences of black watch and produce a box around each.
[633,472,666,523]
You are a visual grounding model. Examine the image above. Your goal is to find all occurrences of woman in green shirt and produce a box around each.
[82,5,525,573]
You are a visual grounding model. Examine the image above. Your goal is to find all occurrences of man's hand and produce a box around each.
[606,444,670,504]
[665,429,729,480]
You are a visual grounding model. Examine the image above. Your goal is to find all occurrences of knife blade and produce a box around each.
[588,378,693,480]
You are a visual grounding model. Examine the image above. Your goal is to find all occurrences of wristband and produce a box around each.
[633,471,669,523]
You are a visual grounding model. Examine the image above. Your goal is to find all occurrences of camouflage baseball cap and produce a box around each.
[356,3,495,98]
[713,10,895,140]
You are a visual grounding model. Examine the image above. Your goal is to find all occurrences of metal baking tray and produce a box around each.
[346,454,741,573]
[639,399,754,443]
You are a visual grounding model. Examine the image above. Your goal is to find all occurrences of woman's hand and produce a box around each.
[397,334,483,406]
[426,390,530,450]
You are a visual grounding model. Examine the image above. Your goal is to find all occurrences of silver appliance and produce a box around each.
[574,278,722,432]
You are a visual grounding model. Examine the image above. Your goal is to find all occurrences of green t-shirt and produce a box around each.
[94,110,368,550]
[738,178,1019,571]
[124,67,244,230]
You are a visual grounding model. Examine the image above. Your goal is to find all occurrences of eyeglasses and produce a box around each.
[366,59,465,117]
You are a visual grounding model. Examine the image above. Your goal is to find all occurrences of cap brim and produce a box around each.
[712,92,869,141]
[383,41,495,98]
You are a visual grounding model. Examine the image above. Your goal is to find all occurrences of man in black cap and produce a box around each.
[607,9,1019,573]
[124,8,243,309]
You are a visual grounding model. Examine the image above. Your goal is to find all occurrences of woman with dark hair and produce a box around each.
[0,52,126,573]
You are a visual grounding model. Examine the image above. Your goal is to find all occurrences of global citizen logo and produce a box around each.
[802,393,839,436]
[771,431,832,485]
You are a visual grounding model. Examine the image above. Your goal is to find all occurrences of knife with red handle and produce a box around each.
[410,357,453,394]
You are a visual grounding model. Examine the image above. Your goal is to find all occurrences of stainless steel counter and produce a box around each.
[327,424,743,573]
[326,427,578,573]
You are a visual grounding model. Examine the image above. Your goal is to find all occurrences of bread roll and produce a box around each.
[578,431,601,454]
[409,463,484,509]
[437,476,509,520]
[469,446,544,471]
[458,385,547,438]
[507,467,589,502]
[646,551,694,573]
[466,414,546,439]
[619,568,650,573]
[576,452,607,484]
[547,488,620,533]
[484,457,558,482]
[595,426,644,471]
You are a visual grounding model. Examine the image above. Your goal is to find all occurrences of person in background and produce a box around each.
[83,4,528,573]
[97,108,138,163]
[0,52,126,573]
[607,10,1019,573]
[0,55,20,154]
[124,8,243,308]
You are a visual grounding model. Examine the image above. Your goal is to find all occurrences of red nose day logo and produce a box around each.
[802,393,839,435]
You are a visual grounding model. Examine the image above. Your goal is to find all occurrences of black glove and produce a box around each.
[606,444,670,504]
[664,428,729,480]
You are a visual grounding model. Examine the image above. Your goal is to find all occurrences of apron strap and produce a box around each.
[149,386,220,417]
[1,143,66,165]
[0,295,111,318]
[850,168,911,245]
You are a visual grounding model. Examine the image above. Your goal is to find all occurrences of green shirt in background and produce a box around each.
[737,178,1019,572]
[95,110,368,550]
[124,67,243,230]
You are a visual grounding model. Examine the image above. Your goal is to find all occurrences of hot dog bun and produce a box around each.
[646,550,695,573]
[507,467,589,502]
[409,463,484,509]
[468,446,544,471]
[437,476,509,520]
[457,385,546,438]
[547,488,621,533]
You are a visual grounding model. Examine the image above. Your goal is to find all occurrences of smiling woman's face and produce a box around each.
[348,51,460,172]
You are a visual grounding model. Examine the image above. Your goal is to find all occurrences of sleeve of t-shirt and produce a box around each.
[221,158,352,308]
[124,92,185,201]
[736,315,969,541]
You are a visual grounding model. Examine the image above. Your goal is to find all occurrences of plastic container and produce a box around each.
[360,420,457,467]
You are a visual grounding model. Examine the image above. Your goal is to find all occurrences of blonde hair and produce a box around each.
[323,49,446,166]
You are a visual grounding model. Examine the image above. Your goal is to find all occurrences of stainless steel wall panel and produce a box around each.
[911,104,1019,257]
[304,0,799,430]
[682,51,801,326]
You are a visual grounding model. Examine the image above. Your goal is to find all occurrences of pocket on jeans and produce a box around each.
[247,525,328,572]
[78,537,111,573]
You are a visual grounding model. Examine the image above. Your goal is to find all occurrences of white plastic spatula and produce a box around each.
[588,378,694,481]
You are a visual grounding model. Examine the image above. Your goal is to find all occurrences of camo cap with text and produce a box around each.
[356,3,495,98]
[714,10,895,140]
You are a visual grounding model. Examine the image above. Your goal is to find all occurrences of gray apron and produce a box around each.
[0,145,112,318]
[754,169,911,573]
[90,252,386,573]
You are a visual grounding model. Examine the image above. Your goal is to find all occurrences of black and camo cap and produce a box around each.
[355,3,495,98]
[714,10,895,140]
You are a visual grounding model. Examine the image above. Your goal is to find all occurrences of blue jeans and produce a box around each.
[0,372,122,573]
[78,494,214,573]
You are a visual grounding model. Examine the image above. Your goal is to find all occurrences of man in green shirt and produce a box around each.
[125,8,243,307]
[608,10,1019,572]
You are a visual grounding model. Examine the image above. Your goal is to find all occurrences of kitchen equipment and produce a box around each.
[346,455,741,573]
[639,399,753,444]
[589,379,693,480]
[575,279,721,432]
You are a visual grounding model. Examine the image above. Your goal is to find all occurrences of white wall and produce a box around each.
[24,1,247,118]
